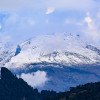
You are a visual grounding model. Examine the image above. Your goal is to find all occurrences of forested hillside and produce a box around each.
[0,67,100,100]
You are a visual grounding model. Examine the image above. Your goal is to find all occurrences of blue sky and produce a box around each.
[0,0,100,44]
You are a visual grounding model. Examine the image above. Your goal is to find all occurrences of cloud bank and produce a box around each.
[21,71,49,87]
[0,0,100,43]
[0,0,98,12]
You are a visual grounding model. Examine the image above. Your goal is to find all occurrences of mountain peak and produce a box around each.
[1,67,15,80]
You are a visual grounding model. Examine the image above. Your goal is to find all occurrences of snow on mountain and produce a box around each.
[0,42,16,67]
[4,33,100,69]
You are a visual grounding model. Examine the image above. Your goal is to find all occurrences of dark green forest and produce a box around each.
[0,67,100,100]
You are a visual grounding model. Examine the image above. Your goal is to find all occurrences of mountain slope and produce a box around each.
[4,33,100,68]
[0,42,16,67]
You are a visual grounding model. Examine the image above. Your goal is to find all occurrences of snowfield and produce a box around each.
[3,33,100,69]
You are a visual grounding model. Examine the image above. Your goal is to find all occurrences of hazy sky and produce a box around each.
[0,0,100,43]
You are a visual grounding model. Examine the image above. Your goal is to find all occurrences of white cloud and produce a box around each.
[85,16,92,23]
[84,15,93,30]
[21,71,49,87]
[46,7,55,14]
[83,12,100,40]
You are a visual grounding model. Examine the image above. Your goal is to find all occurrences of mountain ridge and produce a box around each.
[1,33,100,91]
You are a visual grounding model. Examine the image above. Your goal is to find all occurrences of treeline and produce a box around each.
[0,67,100,100]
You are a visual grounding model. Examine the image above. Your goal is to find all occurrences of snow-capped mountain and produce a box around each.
[4,33,100,69]
[1,33,100,91]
